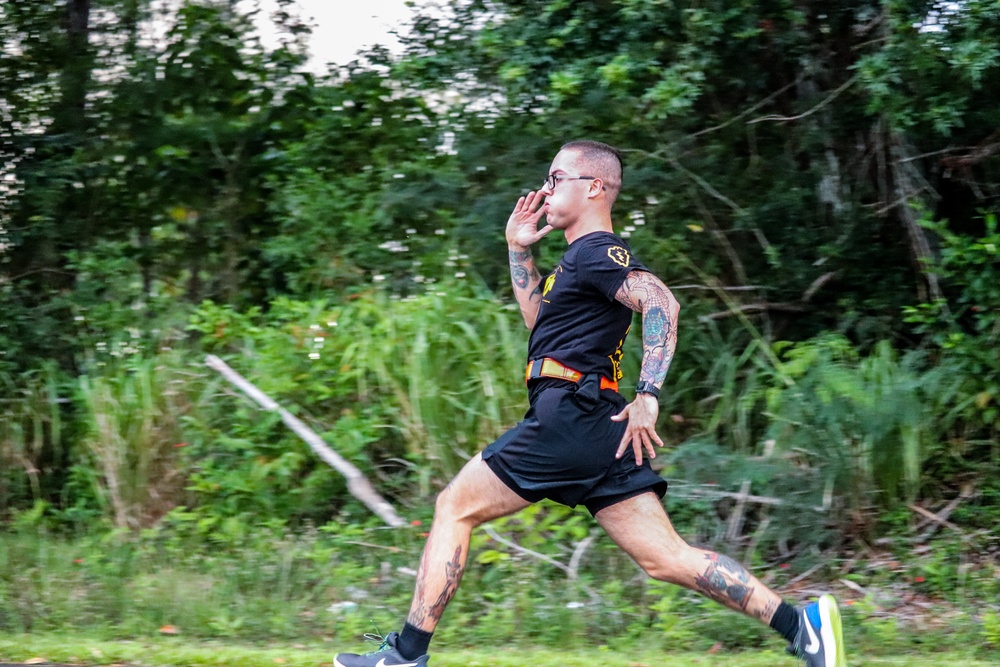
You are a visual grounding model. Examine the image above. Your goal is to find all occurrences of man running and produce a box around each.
[335,140,846,667]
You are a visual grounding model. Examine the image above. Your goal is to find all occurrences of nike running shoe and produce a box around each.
[789,594,847,667]
[334,631,430,667]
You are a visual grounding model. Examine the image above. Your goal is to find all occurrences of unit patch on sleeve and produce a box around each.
[607,246,631,267]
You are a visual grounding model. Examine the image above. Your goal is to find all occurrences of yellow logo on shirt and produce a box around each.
[608,325,630,381]
[608,246,631,267]
[543,273,557,296]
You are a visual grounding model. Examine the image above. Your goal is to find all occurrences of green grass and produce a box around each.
[0,635,996,667]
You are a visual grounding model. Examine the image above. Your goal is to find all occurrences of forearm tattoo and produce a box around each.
[509,249,542,300]
[614,271,678,387]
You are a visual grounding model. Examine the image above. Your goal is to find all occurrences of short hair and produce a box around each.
[560,140,623,208]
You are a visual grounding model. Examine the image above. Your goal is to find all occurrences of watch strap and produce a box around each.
[635,381,661,399]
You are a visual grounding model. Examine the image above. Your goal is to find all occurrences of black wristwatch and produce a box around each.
[635,381,661,399]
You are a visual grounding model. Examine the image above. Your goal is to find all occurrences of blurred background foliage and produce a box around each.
[1,0,999,646]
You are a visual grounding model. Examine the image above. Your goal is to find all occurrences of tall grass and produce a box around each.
[1,522,997,657]
[0,363,65,511]
[761,336,935,508]
[77,356,191,529]
[673,323,771,453]
[338,289,527,476]
[194,284,529,483]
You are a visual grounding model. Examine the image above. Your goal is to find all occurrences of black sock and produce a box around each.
[769,601,800,644]
[397,623,433,660]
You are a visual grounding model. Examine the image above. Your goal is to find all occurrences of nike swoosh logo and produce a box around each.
[804,617,821,655]
[375,659,419,667]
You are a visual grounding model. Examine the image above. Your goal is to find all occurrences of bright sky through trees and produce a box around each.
[249,0,423,71]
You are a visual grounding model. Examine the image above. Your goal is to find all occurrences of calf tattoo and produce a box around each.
[694,553,755,610]
[409,544,465,628]
[755,597,779,623]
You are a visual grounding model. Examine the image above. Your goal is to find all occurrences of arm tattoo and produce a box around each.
[509,249,540,286]
[614,271,679,388]
[510,264,531,289]
[509,248,542,301]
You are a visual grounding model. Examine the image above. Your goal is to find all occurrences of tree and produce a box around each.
[387,0,1000,341]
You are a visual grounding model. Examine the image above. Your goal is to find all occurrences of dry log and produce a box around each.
[205,355,406,528]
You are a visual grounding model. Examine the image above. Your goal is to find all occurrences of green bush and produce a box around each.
[904,212,1000,455]
[761,336,938,511]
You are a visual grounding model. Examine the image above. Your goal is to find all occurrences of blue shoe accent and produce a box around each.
[790,594,846,667]
[805,602,823,631]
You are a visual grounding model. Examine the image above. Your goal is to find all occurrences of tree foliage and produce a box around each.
[1,0,998,535]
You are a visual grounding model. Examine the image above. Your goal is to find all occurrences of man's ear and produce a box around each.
[587,178,604,199]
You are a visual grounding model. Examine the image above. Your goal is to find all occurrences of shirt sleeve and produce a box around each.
[578,237,649,301]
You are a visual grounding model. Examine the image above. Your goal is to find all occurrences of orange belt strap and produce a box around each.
[525,358,618,392]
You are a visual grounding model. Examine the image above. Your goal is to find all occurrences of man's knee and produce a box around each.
[433,483,478,526]
[635,540,691,583]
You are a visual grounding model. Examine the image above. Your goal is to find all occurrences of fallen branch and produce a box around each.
[838,577,869,597]
[567,529,600,580]
[483,525,602,605]
[671,284,769,292]
[205,355,406,528]
[698,272,839,322]
[698,301,810,321]
[668,482,829,513]
[670,481,785,507]
[783,562,824,588]
[908,504,966,538]
[914,484,975,543]
[482,525,571,576]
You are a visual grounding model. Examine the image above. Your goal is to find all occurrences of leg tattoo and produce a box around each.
[409,544,464,629]
[754,596,780,622]
[694,553,755,610]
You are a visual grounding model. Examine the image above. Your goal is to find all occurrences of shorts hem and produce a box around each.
[584,479,669,516]
[482,453,545,505]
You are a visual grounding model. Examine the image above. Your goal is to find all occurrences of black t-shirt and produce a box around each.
[527,231,647,382]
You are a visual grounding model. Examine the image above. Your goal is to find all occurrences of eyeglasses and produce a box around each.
[543,173,603,191]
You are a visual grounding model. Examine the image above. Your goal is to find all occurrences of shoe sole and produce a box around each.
[819,594,847,667]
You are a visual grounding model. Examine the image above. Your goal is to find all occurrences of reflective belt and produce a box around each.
[524,357,619,392]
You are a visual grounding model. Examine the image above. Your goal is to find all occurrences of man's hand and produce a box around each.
[506,190,553,249]
[611,393,664,465]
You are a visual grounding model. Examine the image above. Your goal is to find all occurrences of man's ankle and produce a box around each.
[769,600,800,644]
[397,623,433,660]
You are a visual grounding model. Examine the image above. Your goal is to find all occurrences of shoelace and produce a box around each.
[362,629,390,655]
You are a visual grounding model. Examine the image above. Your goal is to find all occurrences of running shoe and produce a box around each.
[334,631,430,667]
[789,594,847,667]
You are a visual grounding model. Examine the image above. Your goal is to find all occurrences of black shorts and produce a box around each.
[482,376,668,516]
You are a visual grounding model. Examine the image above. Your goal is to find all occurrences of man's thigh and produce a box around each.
[594,491,686,562]
[438,453,532,524]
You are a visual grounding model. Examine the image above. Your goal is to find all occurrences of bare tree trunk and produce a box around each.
[878,119,944,303]
[53,0,92,135]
